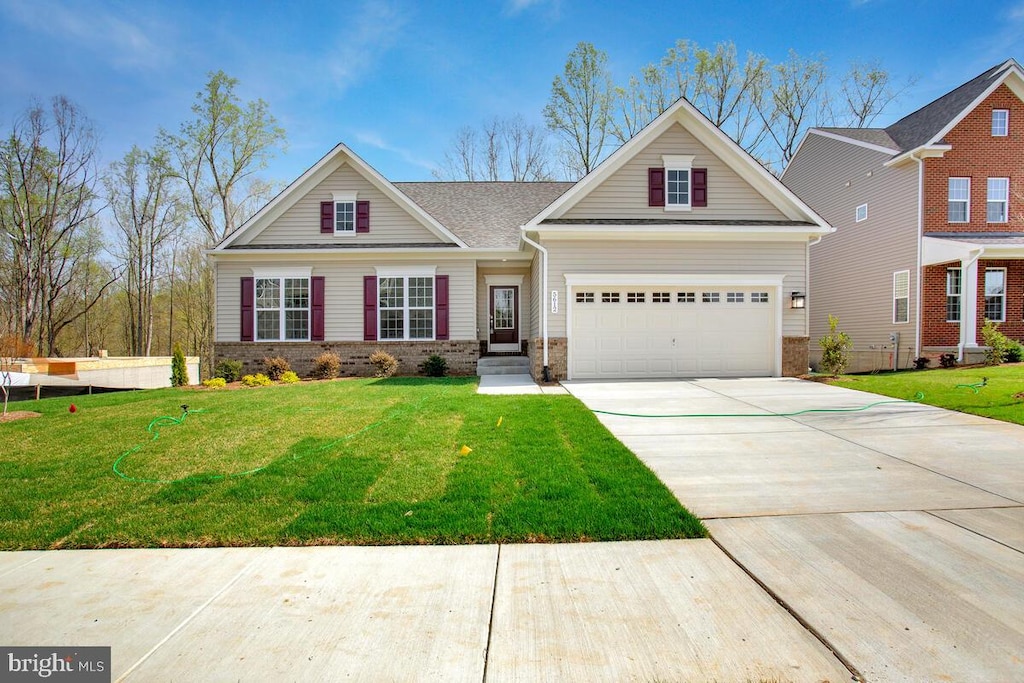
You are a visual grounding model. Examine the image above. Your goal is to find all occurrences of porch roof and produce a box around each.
[922,233,1024,265]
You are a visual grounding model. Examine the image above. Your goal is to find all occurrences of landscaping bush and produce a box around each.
[420,354,448,377]
[263,356,291,381]
[939,353,958,369]
[913,356,931,370]
[171,343,189,387]
[279,371,300,384]
[311,351,341,379]
[369,350,398,378]
[818,314,853,376]
[1006,341,1023,364]
[241,373,273,387]
[214,359,244,382]
[202,377,227,388]
[980,319,1013,366]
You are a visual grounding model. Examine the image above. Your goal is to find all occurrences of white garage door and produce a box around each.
[570,287,776,379]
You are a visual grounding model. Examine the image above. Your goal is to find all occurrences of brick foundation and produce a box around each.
[215,340,480,378]
[782,336,809,377]
[528,337,567,382]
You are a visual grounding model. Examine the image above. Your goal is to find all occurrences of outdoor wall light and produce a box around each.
[790,292,806,309]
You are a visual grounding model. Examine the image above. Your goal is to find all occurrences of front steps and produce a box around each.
[476,355,530,376]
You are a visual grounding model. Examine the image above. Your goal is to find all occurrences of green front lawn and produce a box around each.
[832,364,1024,426]
[0,378,704,549]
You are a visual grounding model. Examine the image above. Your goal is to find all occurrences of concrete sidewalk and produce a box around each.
[0,542,850,682]
[566,377,1024,682]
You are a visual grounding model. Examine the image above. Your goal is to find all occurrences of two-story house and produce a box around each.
[784,59,1024,371]
[211,96,831,380]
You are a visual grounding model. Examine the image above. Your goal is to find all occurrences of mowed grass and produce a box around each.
[0,377,705,549]
[832,363,1024,426]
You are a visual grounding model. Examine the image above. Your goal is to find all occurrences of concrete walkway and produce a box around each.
[565,377,1024,682]
[476,373,568,395]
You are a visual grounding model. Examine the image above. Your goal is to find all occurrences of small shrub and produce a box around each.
[215,359,244,382]
[1005,341,1023,363]
[263,356,291,381]
[171,343,190,387]
[311,351,341,380]
[279,370,300,384]
[202,377,227,388]
[241,373,272,387]
[939,353,958,369]
[913,357,931,370]
[369,350,398,378]
[420,354,448,377]
[980,319,1013,366]
[818,315,853,377]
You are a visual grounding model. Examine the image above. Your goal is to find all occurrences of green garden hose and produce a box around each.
[591,392,926,419]
[955,378,987,394]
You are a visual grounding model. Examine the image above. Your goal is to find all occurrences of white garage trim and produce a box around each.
[564,273,784,380]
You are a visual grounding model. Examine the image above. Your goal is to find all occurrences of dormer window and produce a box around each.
[992,109,1009,136]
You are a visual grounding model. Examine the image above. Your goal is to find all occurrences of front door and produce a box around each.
[489,285,519,351]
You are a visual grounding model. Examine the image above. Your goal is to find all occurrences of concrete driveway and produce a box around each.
[565,377,1024,682]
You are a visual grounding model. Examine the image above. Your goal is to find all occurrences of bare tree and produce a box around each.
[758,50,830,172]
[836,60,916,128]
[543,42,615,178]
[0,96,118,355]
[433,116,553,181]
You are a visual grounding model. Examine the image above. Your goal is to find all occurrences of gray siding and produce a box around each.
[784,133,919,361]
[240,163,445,246]
[215,258,476,342]
[540,239,807,337]
[563,123,787,221]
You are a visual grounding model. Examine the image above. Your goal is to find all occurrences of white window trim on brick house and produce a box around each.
[992,109,1009,136]
[987,177,1009,223]
[984,268,1006,322]
[948,177,970,223]
[946,268,962,323]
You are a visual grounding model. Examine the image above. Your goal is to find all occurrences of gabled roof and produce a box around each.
[396,182,572,248]
[214,143,469,250]
[524,95,831,231]
[815,127,900,151]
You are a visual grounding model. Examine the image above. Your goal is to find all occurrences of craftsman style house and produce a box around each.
[784,59,1024,371]
[211,97,832,380]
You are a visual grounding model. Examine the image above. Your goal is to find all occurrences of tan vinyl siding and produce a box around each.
[542,239,807,337]
[215,258,476,342]
[242,163,445,246]
[476,269,531,341]
[529,252,541,339]
[784,133,919,355]
[563,123,787,221]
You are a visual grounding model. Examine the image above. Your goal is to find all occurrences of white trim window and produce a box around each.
[984,268,1006,322]
[946,268,961,323]
[992,109,1009,136]
[333,192,357,235]
[893,270,910,324]
[855,203,868,222]
[663,154,694,210]
[256,277,310,341]
[379,275,435,340]
[948,177,970,223]
[987,177,1009,223]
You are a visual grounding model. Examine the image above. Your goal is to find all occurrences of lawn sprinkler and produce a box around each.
[955,377,988,394]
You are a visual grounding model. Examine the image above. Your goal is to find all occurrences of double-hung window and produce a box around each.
[948,178,970,223]
[946,268,961,323]
[987,178,1009,223]
[663,154,694,210]
[256,276,310,341]
[985,269,1006,322]
[992,109,1009,136]
[333,192,357,235]
[893,270,910,324]
[379,275,435,340]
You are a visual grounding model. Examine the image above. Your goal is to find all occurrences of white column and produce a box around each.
[960,256,980,357]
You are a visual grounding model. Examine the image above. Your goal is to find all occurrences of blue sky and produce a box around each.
[1,0,1022,184]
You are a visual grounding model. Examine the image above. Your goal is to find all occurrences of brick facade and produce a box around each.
[214,341,480,378]
[527,337,567,382]
[781,336,809,376]
[921,259,1024,346]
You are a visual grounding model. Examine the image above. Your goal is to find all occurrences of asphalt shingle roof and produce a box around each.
[816,127,900,150]
[394,181,574,249]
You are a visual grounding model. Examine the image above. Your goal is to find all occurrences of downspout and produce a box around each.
[520,230,550,382]
[912,153,924,361]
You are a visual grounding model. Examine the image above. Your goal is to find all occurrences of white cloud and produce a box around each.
[352,130,437,173]
[1009,1,1024,20]
[323,1,407,91]
[0,0,170,69]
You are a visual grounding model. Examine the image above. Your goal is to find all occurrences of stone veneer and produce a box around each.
[215,341,480,378]
[781,336,809,377]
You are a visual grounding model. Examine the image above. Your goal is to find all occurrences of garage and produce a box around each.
[569,285,778,379]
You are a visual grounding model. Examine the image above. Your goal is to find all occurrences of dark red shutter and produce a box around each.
[435,275,449,340]
[648,167,665,206]
[363,276,377,341]
[240,277,254,342]
[311,276,325,341]
[692,168,708,207]
[356,201,370,233]
[320,201,334,233]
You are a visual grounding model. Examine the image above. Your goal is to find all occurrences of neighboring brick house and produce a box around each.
[783,59,1024,371]
[210,96,832,380]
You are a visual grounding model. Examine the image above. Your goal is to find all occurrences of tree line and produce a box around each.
[436,40,912,181]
